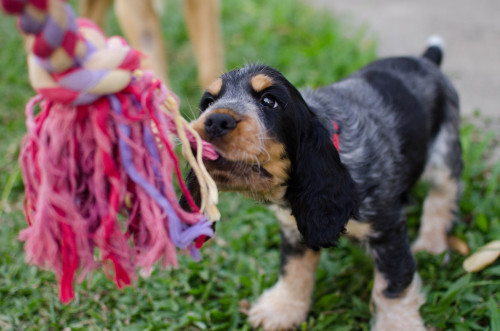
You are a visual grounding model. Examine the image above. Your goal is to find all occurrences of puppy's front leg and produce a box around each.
[369,222,427,331]
[249,207,320,331]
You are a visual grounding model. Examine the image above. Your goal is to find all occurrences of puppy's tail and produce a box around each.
[422,35,444,66]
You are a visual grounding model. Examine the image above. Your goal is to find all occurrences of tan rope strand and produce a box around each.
[173,113,208,212]
[173,112,220,221]
[182,117,220,219]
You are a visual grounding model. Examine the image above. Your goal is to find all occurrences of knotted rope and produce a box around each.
[2,0,219,303]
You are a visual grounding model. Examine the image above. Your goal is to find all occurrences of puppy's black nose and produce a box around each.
[204,113,237,139]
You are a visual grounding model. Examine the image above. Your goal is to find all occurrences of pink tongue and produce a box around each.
[186,133,219,160]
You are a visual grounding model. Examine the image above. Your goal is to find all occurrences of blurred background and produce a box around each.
[313,0,500,118]
[0,0,499,329]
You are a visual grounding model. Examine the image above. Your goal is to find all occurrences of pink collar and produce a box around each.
[332,120,340,151]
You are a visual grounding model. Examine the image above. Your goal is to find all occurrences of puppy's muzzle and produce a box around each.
[204,112,237,139]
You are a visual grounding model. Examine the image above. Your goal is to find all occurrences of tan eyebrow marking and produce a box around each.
[206,78,223,96]
[251,74,274,92]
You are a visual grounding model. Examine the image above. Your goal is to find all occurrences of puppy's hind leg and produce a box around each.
[249,206,320,331]
[413,122,463,255]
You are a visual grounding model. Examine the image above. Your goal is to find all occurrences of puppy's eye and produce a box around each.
[200,96,215,111]
[261,96,278,109]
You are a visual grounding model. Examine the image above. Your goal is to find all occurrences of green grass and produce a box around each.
[0,0,499,330]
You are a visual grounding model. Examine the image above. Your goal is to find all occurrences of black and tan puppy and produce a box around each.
[186,38,462,330]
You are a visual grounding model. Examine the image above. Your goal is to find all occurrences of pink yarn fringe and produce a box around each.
[19,73,215,303]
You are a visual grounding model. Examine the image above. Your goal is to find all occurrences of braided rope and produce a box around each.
[5,0,140,104]
[2,0,220,303]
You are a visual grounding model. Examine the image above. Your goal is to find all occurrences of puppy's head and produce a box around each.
[189,65,358,248]
[191,65,292,202]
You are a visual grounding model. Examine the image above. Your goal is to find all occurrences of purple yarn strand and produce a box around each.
[74,93,100,106]
[190,246,202,261]
[42,16,64,49]
[59,69,107,91]
[65,5,77,34]
[19,11,45,34]
[109,95,214,252]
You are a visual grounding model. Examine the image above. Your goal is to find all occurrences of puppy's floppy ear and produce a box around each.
[284,99,359,250]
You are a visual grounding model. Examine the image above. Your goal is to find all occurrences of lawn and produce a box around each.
[0,0,499,330]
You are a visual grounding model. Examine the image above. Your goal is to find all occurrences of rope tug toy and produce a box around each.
[1,0,219,303]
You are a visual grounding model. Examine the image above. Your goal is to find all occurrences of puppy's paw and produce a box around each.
[372,314,427,331]
[248,281,310,331]
[371,273,427,331]
[412,234,448,255]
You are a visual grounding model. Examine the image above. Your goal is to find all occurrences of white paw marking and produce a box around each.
[371,273,427,331]
[412,234,448,255]
[249,281,310,331]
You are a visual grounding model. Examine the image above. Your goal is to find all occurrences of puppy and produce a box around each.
[187,38,462,330]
